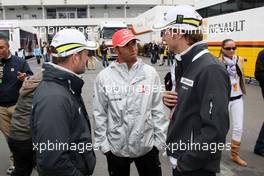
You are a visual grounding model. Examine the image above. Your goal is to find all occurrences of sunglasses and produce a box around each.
[223,47,237,51]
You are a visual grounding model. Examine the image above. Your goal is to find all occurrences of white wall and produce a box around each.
[163,0,194,6]
[42,0,87,5]
[133,5,175,43]
[87,0,159,5]
[90,6,124,18]
[2,0,196,6]
[127,6,152,17]
[2,0,41,6]
[0,10,3,20]
[88,5,150,18]
[1,18,134,27]
[2,5,152,20]
[205,6,264,42]
[2,0,160,6]
[5,7,43,20]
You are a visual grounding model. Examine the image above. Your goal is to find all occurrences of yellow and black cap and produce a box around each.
[152,5,203,31]
[50,29,99,57]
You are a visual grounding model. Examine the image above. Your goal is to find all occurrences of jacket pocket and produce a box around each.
[82,151,96,175]
[70,151,96,175]
[139,110,154,148]
[70,152,86,173]
[108,124,125,152]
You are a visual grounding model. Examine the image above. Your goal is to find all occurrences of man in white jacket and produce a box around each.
[93,29,168,176]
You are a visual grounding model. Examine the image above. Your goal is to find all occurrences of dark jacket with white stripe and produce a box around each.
[31,63,95,176]
[166,42,230,173]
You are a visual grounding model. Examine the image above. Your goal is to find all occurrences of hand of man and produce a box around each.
[17,72,27,81]
[163,91,178,108]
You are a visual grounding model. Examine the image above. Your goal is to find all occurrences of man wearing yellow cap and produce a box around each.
[31,29,98,176]
[153,5,230,176]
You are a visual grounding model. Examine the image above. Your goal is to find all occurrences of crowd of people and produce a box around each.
[0,4,263,176]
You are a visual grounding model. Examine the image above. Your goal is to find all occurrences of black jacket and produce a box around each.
[166,42,230,173]
[31,63,95,176]
[255,49,264,86]
[0,55,33,106]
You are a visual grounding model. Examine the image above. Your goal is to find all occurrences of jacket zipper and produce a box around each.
[190,129,194,144]
[68,79,75,94]
[209,97,213,120]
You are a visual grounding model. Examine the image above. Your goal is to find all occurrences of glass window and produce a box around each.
[57,7,67,11]
[102,28,124,39]
[0,30,10,41]
[68,12,75,19]
[77,8,87,18]
[197,8,207,18]
[239,0,255,10]
[207,4,221,17]
[47,8,56,19]
[221,0,238,14]
[255,0,264,7]
[58,12,67,19]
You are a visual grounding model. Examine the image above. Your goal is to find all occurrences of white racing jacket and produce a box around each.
[93,59,168,157]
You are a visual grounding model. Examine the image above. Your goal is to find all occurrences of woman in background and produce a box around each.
[219,39,247,167]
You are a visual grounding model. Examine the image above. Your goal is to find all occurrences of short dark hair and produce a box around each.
[50,46,85,65]
[0,32,10,47]
[49,46,71,65]
[182,29,203,46]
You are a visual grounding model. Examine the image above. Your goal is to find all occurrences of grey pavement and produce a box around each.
[0,57,263,176]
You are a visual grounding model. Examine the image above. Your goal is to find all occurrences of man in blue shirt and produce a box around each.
[0,33,33,174]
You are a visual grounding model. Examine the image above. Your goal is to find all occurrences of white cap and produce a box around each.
[50,29,99,57]
[152,5,203,31]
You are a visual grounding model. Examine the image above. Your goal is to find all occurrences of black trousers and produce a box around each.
[255,122,264,151]
[173,168,216,176]
[106,147,162,176]
[261,85,264,100]
[7,138,35,176]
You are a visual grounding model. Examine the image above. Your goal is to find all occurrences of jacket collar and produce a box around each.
[42,63,84,95]
[109,58,145,83]
[177,41,208,70]
[111,58,142,70]
[1,54,14,64]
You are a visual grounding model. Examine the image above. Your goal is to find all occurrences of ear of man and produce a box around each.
[113,47,120,55]
[172,31,182,40]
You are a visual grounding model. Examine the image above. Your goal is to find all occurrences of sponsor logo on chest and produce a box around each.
[180,77,194,88]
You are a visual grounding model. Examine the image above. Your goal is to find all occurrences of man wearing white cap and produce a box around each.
[153,5,230,176]
[93,29,168,176]
[31,29,98,176]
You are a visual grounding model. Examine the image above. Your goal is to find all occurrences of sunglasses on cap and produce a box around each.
[223,47,237,51]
